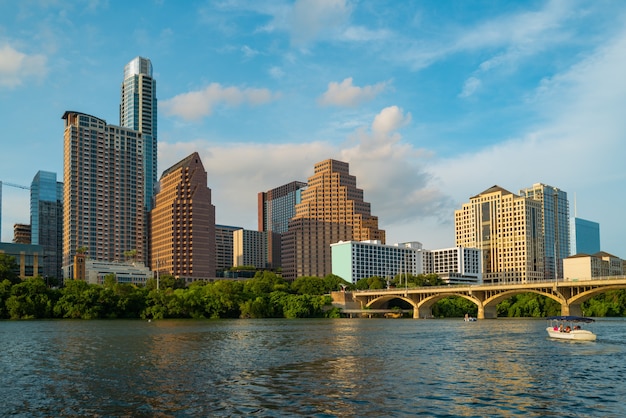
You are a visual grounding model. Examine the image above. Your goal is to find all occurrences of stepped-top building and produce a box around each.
[282,159,385,280]
[455,185,544,284]
[150,152,215,281]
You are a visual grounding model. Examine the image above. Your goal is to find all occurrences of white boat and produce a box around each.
[464,313,476,322]
[546,316,596,341]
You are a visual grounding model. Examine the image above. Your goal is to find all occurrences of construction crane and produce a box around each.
[0,180,30,241]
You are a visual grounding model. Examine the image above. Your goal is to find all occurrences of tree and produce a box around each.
[0,253,20,285]
[5,277,55,319]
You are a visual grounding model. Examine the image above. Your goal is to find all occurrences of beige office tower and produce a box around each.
[150,152,215,280]
[455,185,544,284]
[62,111,145,279]
[282,159,385,280]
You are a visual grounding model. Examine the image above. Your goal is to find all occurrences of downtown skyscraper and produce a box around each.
[519,183,570,280]
[258,181,307,269]
[455,185,544,284]
[62,112,145,277]
[282,159,385,280]
[150,152,216,280]
[120,56,157,212]
[30,171,63,280]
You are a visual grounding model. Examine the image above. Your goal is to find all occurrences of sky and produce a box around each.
[0,0,625,258]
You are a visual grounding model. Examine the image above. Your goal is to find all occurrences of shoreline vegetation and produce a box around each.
[1,255,626,320]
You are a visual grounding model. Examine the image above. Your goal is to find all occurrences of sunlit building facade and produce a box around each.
[150,152,215,281]
[282,159,385,280]
[455,185,544,284]
[62,111,145,279]
[519,183,569,280]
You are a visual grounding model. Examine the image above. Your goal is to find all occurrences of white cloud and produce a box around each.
[161,83,280,120]
[459,76,481,98]
[157,105,452,243]
[318,77,389,107]
[0,43,47,88]
[241,45,259,58]
[429,25,626,256]
[290,0,352,46]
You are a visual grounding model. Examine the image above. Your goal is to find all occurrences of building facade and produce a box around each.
[563,252,624,280]
[258,181,307,269]
[331,241,482,285]
[84,259,153,286]
[120,56,157,212]
[233,229,267,269]
[30,171,63,281]
[519,183,570,280]
[150,152,215,280]
[569,217,601,255]
[215,225,241,273]
[13,224,31,244]
[62,111,145,279]
[430,246,482,284]
[455,185,544,284]
[0,242,44,279]
[331,240,422,284]
[282,159,385,280]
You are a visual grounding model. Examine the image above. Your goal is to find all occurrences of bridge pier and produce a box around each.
[478,305,498,319]
[562,303,583,317]
[416,305,432,319]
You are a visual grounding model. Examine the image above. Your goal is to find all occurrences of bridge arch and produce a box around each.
[417,293,482,319]
[482,289,563,319]
[365,295,417,311]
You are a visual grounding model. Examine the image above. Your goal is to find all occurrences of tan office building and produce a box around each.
[282,159,385,280]
[62,111,145,278]
[150,152,215,280]
[455,185,544,284]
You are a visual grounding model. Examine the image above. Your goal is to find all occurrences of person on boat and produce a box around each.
[565,326,571,333]
[574,325,581,330]
[559,324,564,332]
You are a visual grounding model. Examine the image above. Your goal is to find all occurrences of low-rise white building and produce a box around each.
[563,252,624,281]
[85,260,153,285]
[331,240,482,285]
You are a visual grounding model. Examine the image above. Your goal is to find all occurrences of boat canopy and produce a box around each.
[546,316,595,323]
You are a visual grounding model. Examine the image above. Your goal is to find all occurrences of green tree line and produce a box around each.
[2,253,626,319]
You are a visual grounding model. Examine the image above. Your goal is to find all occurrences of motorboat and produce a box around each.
[546,316,596,341]
[464,314,476,322]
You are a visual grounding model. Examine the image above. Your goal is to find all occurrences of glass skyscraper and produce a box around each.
[30,171,63,281]
[120,56,157,211]
[519,183,570,280]
[258,181,307,269]
[570,217,600,255]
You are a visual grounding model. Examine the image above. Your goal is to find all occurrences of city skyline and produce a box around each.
[1,1,625,258]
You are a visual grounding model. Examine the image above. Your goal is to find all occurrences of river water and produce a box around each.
[1,318,625,417]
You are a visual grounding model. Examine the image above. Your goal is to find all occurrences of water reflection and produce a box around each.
[2,318,626,416]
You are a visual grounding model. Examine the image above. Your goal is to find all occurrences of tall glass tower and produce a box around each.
[120,56,157,211]
[519,183,570,280]
[30,171,63,281]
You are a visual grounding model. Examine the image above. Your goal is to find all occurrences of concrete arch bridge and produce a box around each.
[331,277,626,319]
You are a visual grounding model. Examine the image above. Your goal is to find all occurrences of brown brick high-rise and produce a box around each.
[150,152,216,280]
[282,159,385,280]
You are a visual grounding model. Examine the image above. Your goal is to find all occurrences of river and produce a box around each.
[1,318,625,417]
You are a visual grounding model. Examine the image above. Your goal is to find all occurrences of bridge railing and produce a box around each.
[350,275,626,292]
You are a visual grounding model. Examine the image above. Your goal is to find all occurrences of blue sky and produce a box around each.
[1,0,625,257]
